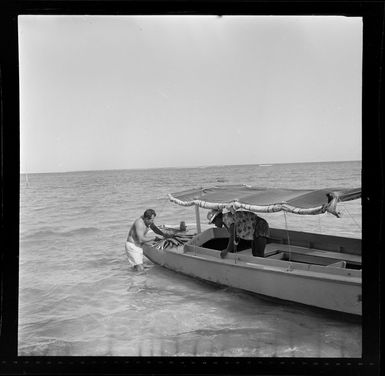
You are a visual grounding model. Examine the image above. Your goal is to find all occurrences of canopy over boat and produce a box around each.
[168,185,361,217]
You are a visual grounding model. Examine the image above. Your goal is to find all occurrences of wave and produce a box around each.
[21,227,100,240]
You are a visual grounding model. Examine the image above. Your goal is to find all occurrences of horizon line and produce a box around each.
[20,159,362,175]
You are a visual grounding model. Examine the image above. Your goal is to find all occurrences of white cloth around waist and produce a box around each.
[125,241,143,266]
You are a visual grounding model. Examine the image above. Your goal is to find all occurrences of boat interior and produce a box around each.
[185,227,361,272]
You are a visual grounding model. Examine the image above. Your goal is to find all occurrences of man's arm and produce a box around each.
[226,223,235,252]
[150,223,173,237]
[220,223,235,258]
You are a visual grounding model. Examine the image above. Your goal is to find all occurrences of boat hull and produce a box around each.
[143,228,361,316]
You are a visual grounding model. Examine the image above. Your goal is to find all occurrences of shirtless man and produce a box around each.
[125,209,169,271]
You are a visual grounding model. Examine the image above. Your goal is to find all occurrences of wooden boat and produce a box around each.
[143,185,361,316]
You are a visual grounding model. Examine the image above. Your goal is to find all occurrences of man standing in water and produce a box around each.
[126,209,170,272]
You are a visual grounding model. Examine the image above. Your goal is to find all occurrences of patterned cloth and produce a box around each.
[222,210,270,240]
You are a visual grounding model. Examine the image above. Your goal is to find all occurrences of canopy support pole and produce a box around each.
[195,205,202,234]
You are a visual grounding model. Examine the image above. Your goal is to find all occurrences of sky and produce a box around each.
[19,15,362,173]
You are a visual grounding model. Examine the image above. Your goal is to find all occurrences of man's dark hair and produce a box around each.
[143,209,156,219]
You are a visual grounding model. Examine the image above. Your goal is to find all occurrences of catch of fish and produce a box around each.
[152,230,194,250]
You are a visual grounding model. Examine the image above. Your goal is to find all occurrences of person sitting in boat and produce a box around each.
[126,209,172,272]
[207,208,270,259]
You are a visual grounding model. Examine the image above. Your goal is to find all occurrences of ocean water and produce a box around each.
[19,161,362,357]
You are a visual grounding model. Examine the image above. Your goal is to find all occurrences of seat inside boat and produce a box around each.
[199,239,360,270]
[193,227,361,270]
[261,243,360,269]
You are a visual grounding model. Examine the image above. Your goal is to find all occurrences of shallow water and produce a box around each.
[19,161,362,356]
